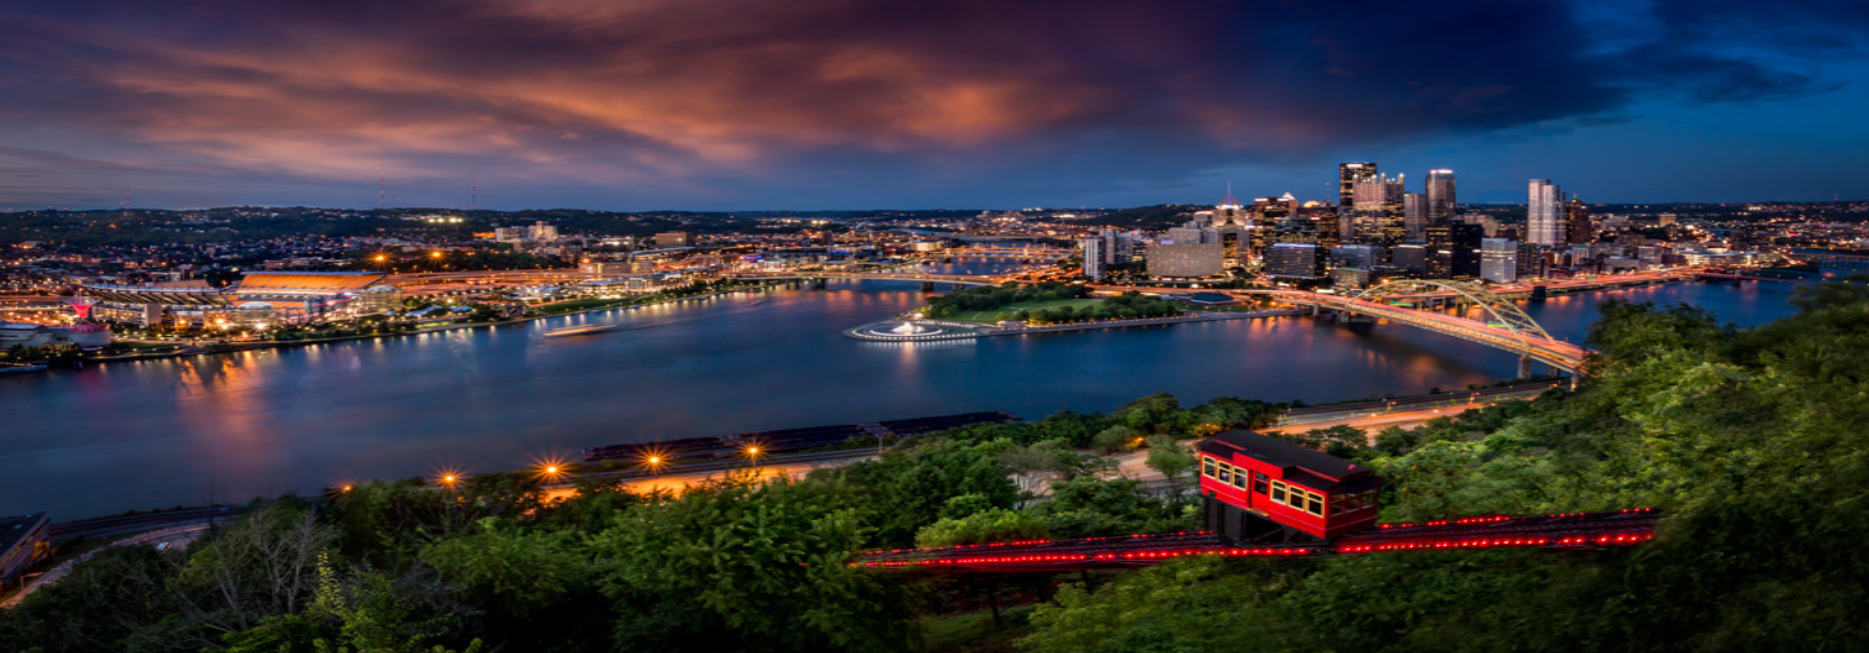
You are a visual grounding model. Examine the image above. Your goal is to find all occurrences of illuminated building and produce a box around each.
[1330,244,1382,270]
[1426,222,1484,279]
[1480,238,1518,283]
[1404,192,1427,240]
[1566,197,1593,244]
[1337,162,1378,242]
[1079,237,1105,279]
[83,271,387,328]
[1528,179,1564,245]
[1350,173,1406,251]
[1265,243,1325,280]
[1426,169,1457,223]
[655,232,696,248]
[0,322,109,351]
[1147,242,1225,278]
[1338,162,1377,208]
[1166,220,1219,245]
[1390,244,1428,275]
[1209,187,1251,266]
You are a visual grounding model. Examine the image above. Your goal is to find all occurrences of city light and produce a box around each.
[533,457,571,483]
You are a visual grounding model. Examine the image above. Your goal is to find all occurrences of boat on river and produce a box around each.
[541,324,620,339]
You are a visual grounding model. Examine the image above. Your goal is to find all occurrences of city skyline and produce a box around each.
[4,0,1869,211]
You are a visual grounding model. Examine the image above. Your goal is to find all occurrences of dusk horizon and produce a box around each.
[6,0,1869,210]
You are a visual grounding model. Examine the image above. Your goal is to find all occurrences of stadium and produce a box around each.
[83,271,394,329]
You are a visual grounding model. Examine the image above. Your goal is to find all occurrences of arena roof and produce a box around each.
[82,283,232,307]
[235,271,387,295]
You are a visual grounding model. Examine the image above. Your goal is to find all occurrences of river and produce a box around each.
[0,273,1806,518]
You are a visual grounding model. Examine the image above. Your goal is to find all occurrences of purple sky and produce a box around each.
[3,0,1867,210]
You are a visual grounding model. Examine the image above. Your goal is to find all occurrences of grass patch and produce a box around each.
[947,298,1105,324]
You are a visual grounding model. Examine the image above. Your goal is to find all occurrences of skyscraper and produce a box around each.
[1350,173,1405,253]
[1403,192,1428,240]
[1338,163,1377,244]
[1565,196,1593,245]
[1528,179,1564,245]
[1480,238,1517,283]
[1212,184,1248,228]
[1426,169,1456,224]
[1338,162,1378,208]
[1427,222,1484,279]
[1079,237,1104,280]
[1166,220,1219,245]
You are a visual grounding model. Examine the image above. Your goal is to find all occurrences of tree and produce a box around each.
[914,508,1049,548]
[1091,425,1139,454]
[1115,392,1186,434]
[175,504,336,640]
[1021,557,1300,653]
[589,479,913,652]
[997,439,1091,499]
[1143,435,1196,502]
[0,546,179,652]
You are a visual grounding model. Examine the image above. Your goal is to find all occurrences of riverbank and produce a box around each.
[78,282,782,367]
[842,309,1300,341]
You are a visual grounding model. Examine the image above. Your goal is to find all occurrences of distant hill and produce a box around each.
[1080,204,1203,230]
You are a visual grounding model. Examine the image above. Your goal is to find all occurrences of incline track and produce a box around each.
[855,509,1660,572]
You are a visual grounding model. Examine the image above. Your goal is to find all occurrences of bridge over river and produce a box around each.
[728,269,1594,374]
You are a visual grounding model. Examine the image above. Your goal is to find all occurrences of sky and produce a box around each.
[2,0,1868,211]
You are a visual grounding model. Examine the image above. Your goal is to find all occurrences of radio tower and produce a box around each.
[378,165,387,210]
[470,174,477,213]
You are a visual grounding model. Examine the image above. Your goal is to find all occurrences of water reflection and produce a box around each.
[0,279,1799,518]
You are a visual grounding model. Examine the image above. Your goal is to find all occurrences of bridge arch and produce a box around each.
[1356,280,1555,350]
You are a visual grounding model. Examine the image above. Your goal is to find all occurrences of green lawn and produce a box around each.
[947,298,1105,324]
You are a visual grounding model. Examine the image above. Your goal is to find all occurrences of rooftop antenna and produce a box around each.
[470,174,477,213]
[378,165,387,210]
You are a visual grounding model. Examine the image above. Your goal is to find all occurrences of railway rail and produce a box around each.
[855,509,1660,572]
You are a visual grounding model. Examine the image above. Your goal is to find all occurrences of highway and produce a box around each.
[3,522,212,609]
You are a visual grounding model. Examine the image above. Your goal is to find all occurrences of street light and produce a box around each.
[535,459,570,484]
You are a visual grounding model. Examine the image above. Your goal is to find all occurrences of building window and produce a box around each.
[1270,481,1288,505]
[1202,457,1216,479]
[1306,493,1324,516]
[1217,463,1233,485]
[1230,468,1248,490]
[1253,473,1269,494]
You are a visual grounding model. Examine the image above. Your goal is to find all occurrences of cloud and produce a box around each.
[0,0,1862,208]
